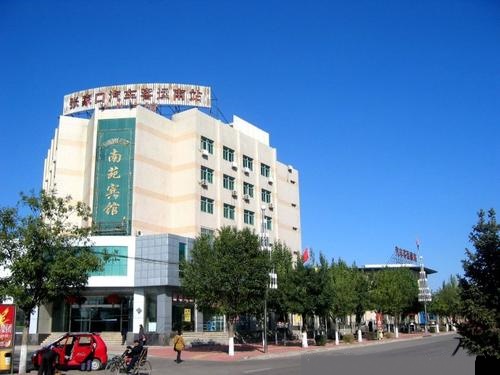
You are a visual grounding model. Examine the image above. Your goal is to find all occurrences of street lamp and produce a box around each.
[261,204,277,353]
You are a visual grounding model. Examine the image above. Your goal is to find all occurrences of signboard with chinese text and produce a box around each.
[0,304,16,348]
[93,119,135,235]
[63,83,211,115]
[184,308,192,322]
[394,246,417,263]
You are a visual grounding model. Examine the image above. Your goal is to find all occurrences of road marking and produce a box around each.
[244,368,272,374]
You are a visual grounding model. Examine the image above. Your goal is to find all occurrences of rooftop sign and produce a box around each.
[63,83,211,115]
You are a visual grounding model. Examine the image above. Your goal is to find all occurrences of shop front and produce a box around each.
[54,295,132,333]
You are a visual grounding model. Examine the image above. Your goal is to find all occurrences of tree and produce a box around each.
[369,268,418,336]
[353,265,370,332]
[330,259,358,331]
[0,190,104,374]
[428,275,461,327]
[180,226,269,355]
[458,209,500,361]
[267,242,294,321]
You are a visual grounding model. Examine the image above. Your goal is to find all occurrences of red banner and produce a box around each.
[0,304,16,348]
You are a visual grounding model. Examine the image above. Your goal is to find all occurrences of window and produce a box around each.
[201,166,214,183]
[243,155,253,171]
[261,163,271,177]
[243,182,254,197]
[179,242,186,261]
[223,204,235,220]
[91,246,127,276]
[261,189,271,203]
[179,242,186,276]
[265,216,272,230]
[201,196,214,214]
[244,210,254,225]
[223,174,235,190]
[223,146,234,162]
[201,136,214,154]
[200,227,214,237]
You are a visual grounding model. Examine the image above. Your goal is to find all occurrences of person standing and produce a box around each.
[173,329,185,363]
[138,324,147,346]
[121,326,128,345]
[38,346,58,375]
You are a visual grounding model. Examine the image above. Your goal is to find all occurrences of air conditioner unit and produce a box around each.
[268,177,274,185]
[243,194,250,201]
[200,179,208,187]
[244,167,250,174]
[201,149,209,157]
[232,190,238,197]
[231,161,238,170]
[268,203,274,210]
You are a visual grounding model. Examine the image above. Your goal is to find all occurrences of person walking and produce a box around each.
[173,329,185,363]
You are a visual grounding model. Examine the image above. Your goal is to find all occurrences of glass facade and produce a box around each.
[91,246,128,276]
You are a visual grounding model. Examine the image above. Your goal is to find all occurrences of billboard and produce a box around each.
[63,83,211,115]
[93,118,135,235]
[0,304,16,348]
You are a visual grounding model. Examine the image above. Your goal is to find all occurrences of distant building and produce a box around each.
[35,83,301,340]
[361,263,437,275]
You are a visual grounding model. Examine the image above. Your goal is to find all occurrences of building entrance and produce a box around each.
[66,296,131,332]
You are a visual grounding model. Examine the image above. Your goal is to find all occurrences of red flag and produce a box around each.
[302,248,310,263]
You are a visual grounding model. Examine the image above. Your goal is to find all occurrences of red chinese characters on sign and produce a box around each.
[123,89,137,100]
[111,90,121,101]
[189,89,202,103]
[82,94,92,106]
[95,92,106,104]
[140,88,153,101]
[157,88,168,99]
[173,88,186,101]
[63,84,211,115]
[0,304,16,348]
[69,97,79,109]
[395,246,417,262]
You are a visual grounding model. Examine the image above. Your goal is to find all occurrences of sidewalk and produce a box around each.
[107,332,455,362]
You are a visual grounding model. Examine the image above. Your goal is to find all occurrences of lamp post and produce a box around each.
[261,204,277,353]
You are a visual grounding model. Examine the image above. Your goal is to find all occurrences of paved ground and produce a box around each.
[107,331,447,362]
[16,331,459,374]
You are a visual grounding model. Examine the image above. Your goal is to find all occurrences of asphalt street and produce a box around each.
[51,334,475,375]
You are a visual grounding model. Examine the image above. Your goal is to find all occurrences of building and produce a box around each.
[36,83,301,340]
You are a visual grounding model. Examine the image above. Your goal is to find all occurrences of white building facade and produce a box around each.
[38,83,301,340]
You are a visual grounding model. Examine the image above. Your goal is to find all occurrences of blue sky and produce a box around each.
[1,0,498,290]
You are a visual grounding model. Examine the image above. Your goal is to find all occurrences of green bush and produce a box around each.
[315,334,327,346]
[385,332,394,339]
[342,333,355,343]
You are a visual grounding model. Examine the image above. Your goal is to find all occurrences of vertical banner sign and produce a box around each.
[93,119,135,235]
[184,308,192,322]
[0,304,16,348]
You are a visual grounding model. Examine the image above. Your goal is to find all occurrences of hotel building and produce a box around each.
[36,83,301,342]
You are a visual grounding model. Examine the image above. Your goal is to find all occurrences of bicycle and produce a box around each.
[104,347,152,375]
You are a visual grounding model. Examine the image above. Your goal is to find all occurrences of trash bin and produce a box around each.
[0,349,13,371]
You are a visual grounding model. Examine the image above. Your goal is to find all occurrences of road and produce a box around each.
[23,334,475,375]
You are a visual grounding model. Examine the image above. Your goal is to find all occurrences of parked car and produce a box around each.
[31,332,107,371]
